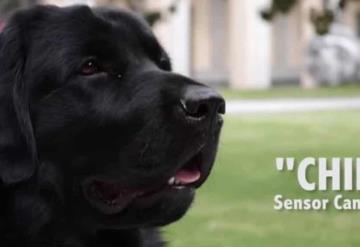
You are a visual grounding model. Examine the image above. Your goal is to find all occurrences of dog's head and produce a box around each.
[0,5,224,233]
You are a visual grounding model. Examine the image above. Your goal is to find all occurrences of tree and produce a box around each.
[98,0,179,26]
[260,0,297,21]
[260,0,357,35]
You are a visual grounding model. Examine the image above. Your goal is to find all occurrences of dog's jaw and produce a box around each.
[82,145,208,216]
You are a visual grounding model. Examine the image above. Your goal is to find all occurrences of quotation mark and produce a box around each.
[276,157,295,171]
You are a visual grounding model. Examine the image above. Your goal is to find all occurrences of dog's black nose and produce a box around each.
[181,86,225,120]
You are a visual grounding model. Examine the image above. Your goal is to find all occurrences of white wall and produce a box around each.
[228,0,272,89]
[41,0,95,6]
[151,0,191,76]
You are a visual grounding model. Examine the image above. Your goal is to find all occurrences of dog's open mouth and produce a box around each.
[83,151,204,215]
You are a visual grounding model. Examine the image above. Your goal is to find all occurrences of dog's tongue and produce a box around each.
[175,169,201,184]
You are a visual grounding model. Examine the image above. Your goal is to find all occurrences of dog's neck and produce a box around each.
[0,183,165,247]
[52,227,165,247]
[49,228,157,247]
[2,223,164,247]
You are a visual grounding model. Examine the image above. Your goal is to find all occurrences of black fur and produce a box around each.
[0,5,224,247]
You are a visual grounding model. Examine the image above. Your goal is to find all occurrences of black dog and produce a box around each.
[0,5,225,247]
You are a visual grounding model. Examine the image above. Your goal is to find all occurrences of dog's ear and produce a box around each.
[0,8,42,185]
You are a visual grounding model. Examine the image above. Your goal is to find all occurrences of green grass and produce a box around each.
[219,85,360,99]
[164,111,360,247]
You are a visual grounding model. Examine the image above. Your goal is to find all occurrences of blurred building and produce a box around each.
[8,0,360,88]
[148,0,360,89]
[41,0,95,6]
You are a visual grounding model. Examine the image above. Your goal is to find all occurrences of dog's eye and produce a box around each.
[81,59,100,75]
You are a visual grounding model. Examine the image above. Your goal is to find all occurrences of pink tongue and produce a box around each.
[175,169,201,184]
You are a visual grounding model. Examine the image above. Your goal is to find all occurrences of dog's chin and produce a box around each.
[80,145,215,227]
[82,144,211,210]
[82,178,196,217]
[78,131,223,230]
[119,185,195,227]
[84,184,195,229]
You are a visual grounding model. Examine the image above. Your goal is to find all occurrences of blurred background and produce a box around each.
[5,0,360,89]
[3,0,360,246]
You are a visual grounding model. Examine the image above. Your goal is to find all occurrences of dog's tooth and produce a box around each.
[168,177,175,185]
